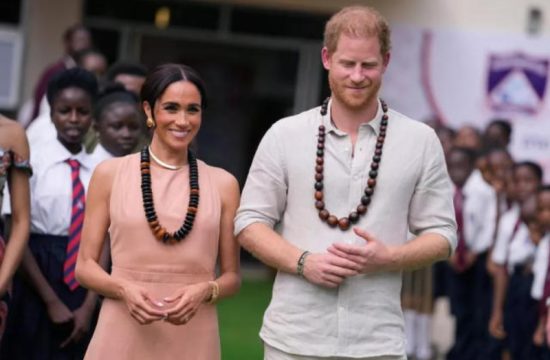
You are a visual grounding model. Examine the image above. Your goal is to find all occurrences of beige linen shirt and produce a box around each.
[235,100,457,358]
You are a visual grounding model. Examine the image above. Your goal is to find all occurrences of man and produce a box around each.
[484,118,512,150]
[75,48,108,81]
[105,62,148,96]
[235,5,456,360]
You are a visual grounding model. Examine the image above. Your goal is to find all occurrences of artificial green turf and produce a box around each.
[218,278,273,359]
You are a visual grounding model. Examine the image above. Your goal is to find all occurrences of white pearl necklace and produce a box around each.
[148,146,184,170]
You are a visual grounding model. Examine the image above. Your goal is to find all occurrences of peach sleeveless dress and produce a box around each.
[85,153,221,359]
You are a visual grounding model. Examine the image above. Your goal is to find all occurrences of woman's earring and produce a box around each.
[146,118,155,128]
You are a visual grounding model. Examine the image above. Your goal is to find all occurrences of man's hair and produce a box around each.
[63,24,89,42]
[323,5,391,56]
[487,118,512,138]
[449,146,478,167]
[106,62,148,81]
[538,184,550,194]
[514,161,544,182]
[73,48,105,66]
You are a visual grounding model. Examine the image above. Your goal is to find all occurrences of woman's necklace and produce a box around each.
[148,146,184,170]
[314,97,389,230]
[140,147,199,244]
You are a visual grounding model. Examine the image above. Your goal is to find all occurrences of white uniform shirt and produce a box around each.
[460,171,498,254]
[2,139,94,235]
[89,143,114,168]
[532,233,550,300]
[491,205,535,274]
[234,100,456,358]
[25,97,55,149]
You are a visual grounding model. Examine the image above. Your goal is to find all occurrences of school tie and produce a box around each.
[454,187,467,271]
[64,159,85,291]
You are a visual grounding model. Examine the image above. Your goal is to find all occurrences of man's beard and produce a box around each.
[328,75,379,111]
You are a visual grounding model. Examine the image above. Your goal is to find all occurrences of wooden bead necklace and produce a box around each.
[140,147,199,243]
[315,97,389,230]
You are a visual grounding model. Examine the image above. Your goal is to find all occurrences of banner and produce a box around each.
[382,26,550,182]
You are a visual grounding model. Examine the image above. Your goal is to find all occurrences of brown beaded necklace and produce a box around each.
[140,147,199,244]
[314,98,389,230]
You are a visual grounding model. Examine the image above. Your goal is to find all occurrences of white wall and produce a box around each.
[375,0,550,35]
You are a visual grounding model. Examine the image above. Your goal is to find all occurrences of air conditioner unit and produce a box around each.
[0,28,22,109]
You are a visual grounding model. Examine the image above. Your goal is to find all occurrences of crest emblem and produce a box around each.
[487,52,549,114]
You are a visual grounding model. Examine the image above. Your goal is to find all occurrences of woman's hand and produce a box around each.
[120,281,165,325]
[163,282,211,325]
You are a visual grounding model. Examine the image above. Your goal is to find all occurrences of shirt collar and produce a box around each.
[47,138,92,169]
[93,143,114,160]
[320,98,384,137]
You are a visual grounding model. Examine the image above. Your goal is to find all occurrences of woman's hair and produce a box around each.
[93,83,139,122]
[140,63,208,112]
[324,5,391,56]
[46,67,99,106]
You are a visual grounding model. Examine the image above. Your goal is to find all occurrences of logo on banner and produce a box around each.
[487,52,549,114]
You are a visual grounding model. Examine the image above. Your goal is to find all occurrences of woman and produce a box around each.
[0,117,31,341]
[1,68,99,359]
[89,84,143,165]
[76,63,241,359]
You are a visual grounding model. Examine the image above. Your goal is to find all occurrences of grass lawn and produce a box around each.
[218,277,273,359]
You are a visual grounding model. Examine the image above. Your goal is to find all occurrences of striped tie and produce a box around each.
[64,159,85,291]
[454,187,467,272]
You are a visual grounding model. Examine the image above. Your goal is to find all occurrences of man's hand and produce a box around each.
[326,228,398,273]
[60,304,94,348]
[302,253,360,288]
[488,310,506,339]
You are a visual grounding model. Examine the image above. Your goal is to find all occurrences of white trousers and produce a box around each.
[264,344,407,360]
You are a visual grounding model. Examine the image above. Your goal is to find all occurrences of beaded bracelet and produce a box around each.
[206,281,219,304]
[297,251,311,276]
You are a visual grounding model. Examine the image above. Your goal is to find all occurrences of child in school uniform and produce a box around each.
[88,84,143,166]
[490,162,544,352]
[467,147,515,360]
[532,186,550,354]
[445,147,498,360]
[0,68,99,359]
[491,181,543,360]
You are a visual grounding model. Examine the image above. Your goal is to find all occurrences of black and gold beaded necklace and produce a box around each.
[140,147,199,243]
[313,97,389,230]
